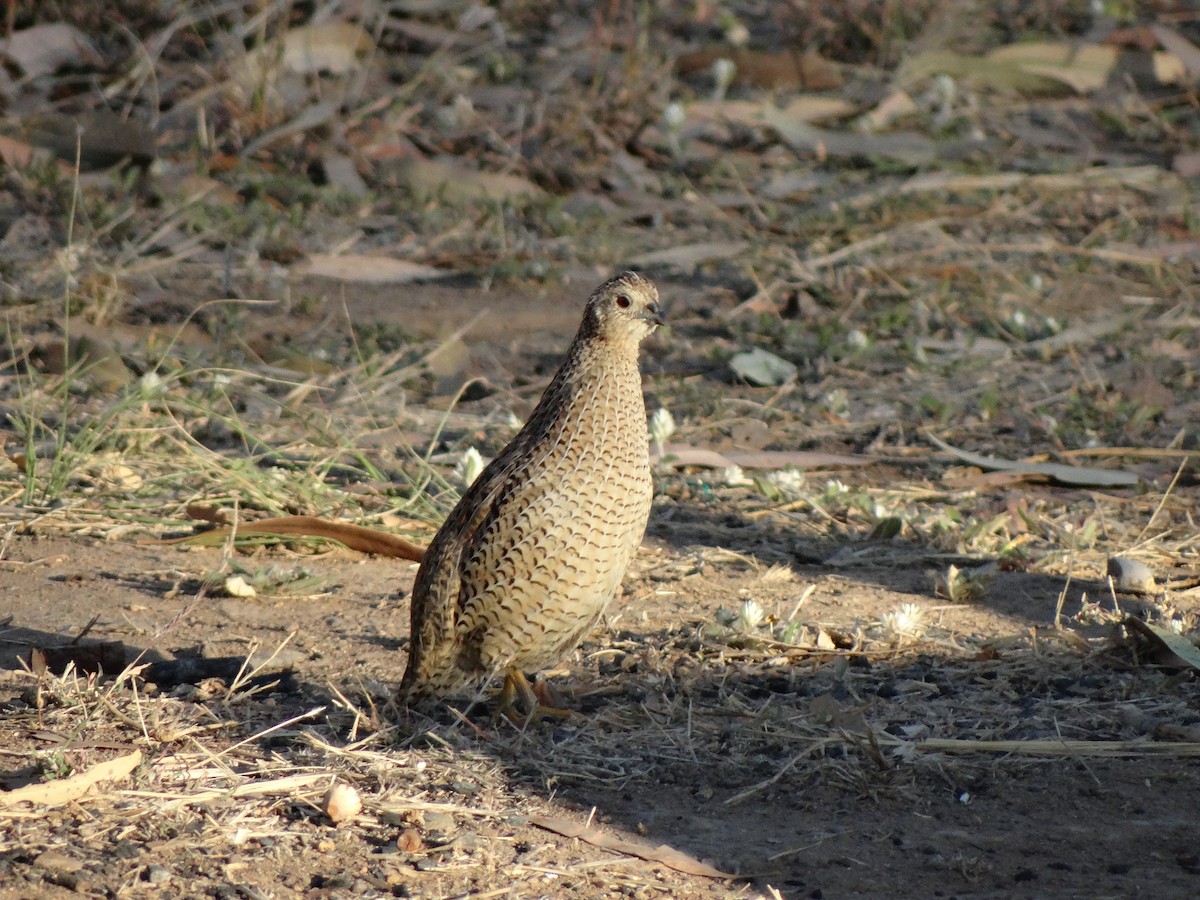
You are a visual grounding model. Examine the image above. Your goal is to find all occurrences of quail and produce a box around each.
[399,271,664,717]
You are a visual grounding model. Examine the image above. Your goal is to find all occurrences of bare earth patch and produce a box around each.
[3,2,1200,898]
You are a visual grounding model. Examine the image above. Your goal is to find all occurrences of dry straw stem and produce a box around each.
[902,738,1200,758]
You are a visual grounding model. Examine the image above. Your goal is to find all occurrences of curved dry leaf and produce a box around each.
[629,241,748,271]
[529,813,733,879]
[1107,557,1156,594]
[399,157,544,204]
[652,445,868,471]
[729,347,797,386]
[988,42,1186,92]
[927,434,1138,487]
[281,22,373,74]
[1150,24,1200,78]
[1123,618,1200,671]
[685,96,851,130]
[1,23,100,78]
[295,254,453,284]
[0,751,141,810]
[763,107,937,166]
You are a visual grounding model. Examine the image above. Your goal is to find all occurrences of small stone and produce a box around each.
[422,812,456,842]
[1107,557,1155,594]
[145,865,171,884]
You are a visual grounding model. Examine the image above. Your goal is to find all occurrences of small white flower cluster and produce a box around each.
[767,468,805,496]
[845,329,870,350]
[711,58,736,100]
[822,388,850,416]
[648,407,676,454]
[737,598,766,632]
[714,598,768,635]
[722,465,754,487]
[662,103,686,156]
[823,479,850,498]
[881,603,926,639]
[455,447,485,487]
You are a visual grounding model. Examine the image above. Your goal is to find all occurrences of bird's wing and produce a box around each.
[402,444,529,691]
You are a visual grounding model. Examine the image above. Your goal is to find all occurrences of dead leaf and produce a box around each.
[185,504,232,526]
[32,336,133,393]
[677,47,841,91]
[1173,152,1200,178]
[1148,25,1200,79]
[0,134,42,169]
[223,575,257,598]
[685,96,851,130]
[901,43,1187,95]
[30,642,127,676]
[629,241,747,271]
[529,813,733,879]
[397,828,424,853]
[399,157,544,204]
[295,254,453,284]
[763,107,938,166]
[729,347,797,386]
[1107,557,1156,594]
[25,110,156,169]
[281,22,372,74]
[320,151,369,197]
[0,23,100,78]
[0,750,141,810]
[988,43,1120,93]
[1123,618,1200,671]
[652,445,869,471]
[729,419,771,449]
[927,434,1139,487]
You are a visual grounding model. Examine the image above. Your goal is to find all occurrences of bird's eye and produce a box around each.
[616,294,631,309]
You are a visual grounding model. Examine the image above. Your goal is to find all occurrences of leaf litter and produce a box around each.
[1,1,1200,897]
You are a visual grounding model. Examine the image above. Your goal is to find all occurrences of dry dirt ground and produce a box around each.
[2,277,1199,900]
[2,2,1200,899]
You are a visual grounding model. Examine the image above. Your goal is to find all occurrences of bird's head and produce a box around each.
[583,271,665,346]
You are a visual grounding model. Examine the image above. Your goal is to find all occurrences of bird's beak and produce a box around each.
[640,302,666,327]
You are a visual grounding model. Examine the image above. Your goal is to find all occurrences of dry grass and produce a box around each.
[2,0,1200,896]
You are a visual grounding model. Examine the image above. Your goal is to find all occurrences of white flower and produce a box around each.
[648,407,676,453]
[738,598,765,632]
[881,603,926,638]
[822,388,849,415]
[711,58,736,100]
[662,103,686,157]
[662,102,686,133]
[846,329,869,350]
[767,468,805,496]
[139,370,165,398]
[454,447,485,486]
[824,478,849,498]
[723,465,753,487]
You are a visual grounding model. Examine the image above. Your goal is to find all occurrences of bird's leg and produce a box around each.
[494,668,571,725]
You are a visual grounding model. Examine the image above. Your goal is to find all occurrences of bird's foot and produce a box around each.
[494,669,572,726]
